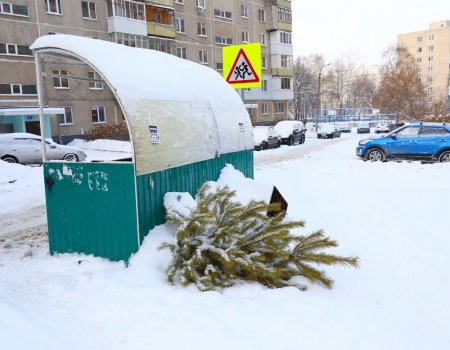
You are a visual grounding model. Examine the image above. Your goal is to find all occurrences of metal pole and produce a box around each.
[34,52,47,162]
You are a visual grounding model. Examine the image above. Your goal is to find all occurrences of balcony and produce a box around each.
[150,0,174,7]
[265,0,291,8]
[107,16,148,36]
[271,68,293,77]
[147,23,176,39]
[267,5,292,32]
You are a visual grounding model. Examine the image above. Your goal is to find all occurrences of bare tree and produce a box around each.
[374,46,427,121]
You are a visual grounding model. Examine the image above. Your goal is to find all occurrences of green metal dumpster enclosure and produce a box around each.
[31,35,254,262]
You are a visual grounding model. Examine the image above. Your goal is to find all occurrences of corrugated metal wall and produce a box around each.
[44,162,139,262]
[136,149,254,243]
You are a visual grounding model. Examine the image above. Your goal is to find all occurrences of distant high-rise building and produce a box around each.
[397,20,450,115]
[0,0,293,141]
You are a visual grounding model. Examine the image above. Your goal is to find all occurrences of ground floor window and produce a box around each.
[58,106,73,125]
[275,101,285,114]
[261,102,268,115]
[92,106,106,123]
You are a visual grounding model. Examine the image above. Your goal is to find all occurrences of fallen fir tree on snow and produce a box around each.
[160,184,359,292]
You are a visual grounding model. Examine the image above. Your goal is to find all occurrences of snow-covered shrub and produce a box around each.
[85,123,130,141]
[160,184,359,292]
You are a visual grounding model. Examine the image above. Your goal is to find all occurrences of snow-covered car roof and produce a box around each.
[31,35,253,175]
[273,120,304,137]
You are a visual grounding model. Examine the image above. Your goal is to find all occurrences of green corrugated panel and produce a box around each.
[44,162,138,262]
[136,150,254,242]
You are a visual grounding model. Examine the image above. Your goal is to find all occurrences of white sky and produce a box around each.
[291,0,450,65]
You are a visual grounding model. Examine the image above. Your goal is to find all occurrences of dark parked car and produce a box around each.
[356,122,450,162]
[317,124,341,139]
[253,127,281,151]
[273,120,306,145]
[0,132,86,164]
[357,123,371,134]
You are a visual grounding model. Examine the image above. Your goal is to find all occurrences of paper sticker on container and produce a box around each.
[239,123,245,133]
[149,125,160,144]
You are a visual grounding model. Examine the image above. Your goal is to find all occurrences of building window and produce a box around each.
[242,30,249,43]
[417,36,422,43]
[427,76,433,83]
[0,43,32,56]
[216,62,223,70]
[92,106,106,123]
[45,0,62,15]
[429,34,434,41]
[258,9,265,22]
[176,47,186,59]
[427,96,433,103]
[261,102,268,115]
[88,71,103,90]
[175,0,184,4]
[259,33,267,46]
[0,83,37,95]
[175,18,185,33]
[277,8,291,23]
[109,0,145,20]
[416,67,421,74]
[427,87,433,93]
[417,47,422,53]
[82,1,96,20]
[199,49,208,64]
[275,102,285,114]
[215,36,233,45]
[280,31,292,44]
[428,56,433,62]
[241,4,248,18]
[58,106,73,125]
[416,57,422,63]
[52,70,69,89]
[281,77,291,90]
[281,55,293,68]
[428,66,433,73]
[197,22,206,36]
[261,80,267,92]
[429,45,434,51]
[214,8,232,20]
[261,56,267,69]
[0,2,29,16]
[196,0,205,10]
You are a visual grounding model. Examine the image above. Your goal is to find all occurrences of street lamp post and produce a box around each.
[315,63,331,132]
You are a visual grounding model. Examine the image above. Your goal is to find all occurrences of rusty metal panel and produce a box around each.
[136,150,254,243]
[44,162,138,262]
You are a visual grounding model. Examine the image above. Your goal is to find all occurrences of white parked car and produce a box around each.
[335,122,352,133]
[375,123,390,134]
[253,127,281,151]
[0,133,86,164]
[317,124,342,139]
[273,120,306,146]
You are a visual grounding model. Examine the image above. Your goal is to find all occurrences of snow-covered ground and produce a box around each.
[1,132,450,350]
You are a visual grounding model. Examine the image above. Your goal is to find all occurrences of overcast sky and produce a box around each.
[291,0,449,65]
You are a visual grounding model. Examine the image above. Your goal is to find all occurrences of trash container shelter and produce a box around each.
[31,35,254,262]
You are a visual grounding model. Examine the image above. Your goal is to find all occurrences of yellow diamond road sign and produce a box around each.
[223,43,262,89]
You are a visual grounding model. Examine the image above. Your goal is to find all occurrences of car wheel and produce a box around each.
[288,136,294,146]
[63,153,79,162]
[277,140,281,148]
[1,155,18,163]
[262,142,268,150]
[366,148,385,162]
[330,134,334,139]
[439,150,450,163]
[300,135,305,144]
[317,134,321,139]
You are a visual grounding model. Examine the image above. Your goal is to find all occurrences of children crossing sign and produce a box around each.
[223,43,262,89]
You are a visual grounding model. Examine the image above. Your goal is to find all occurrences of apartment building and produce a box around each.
[0,0,293,141]
[397,20,450,115]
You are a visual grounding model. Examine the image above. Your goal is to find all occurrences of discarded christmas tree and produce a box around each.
[160,184,359,292]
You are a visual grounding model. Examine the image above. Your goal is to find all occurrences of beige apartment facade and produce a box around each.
[1,0,293,142]
[397,20,450,116]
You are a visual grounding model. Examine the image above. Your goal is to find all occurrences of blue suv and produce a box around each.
[356,123,450,162]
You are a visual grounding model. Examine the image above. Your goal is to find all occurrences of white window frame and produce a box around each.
[81,1,97,20]
[427,87,433,94]
[261,56,267,69]
[176,47,187,59]
[196,0,205,10]
[197,22,206,37]
[52,69,69,89]
[428,66,433,73]
[258,9,265,22]
[242,30,249,43]
[259,33,267,46]
[281,54,293,68]
[175,0,184,4]
[199,49,208,64]
[261,102,268,115]
[261,80,268,92]
[241,4,248,18]
[275,102,285,114]
[214,8,232,20]
[428,34,434,41]
[0,2,29,16]
[175,17,186,34]
[88,71,103,90]
[92,106,106,124]
[280,31,292,44]
[0,83,37,95]
[417,36,423,43]
[215,36,233,45]
[45,0,62,15]
[281,77,291,90]
[58,106,73,125]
